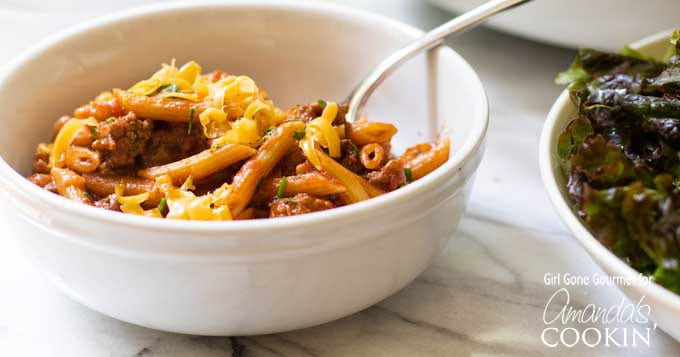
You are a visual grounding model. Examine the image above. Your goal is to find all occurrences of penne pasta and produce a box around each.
[27,61,449,220]
[28,173,54,188]
[404,138,450,180]
[347,122,398,146]
[358,176,386,198]
[138,143,256,185]
[82,172,161,206]
[51,167,91,204]
[258,172,346,200]
[295,161,316,175]
[235,208,255,220]
[226,121,306,216]
[114,89,207,122]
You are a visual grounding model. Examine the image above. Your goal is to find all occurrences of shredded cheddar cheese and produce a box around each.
[299,101,342,163]
[212,117,260,147]
[199,107,229,138]
[158,91,200,101]
[50,117,98,168]
[127,60,285,148]
[115,185,162,218]
[177,61,201,83]
[155,176,233,221]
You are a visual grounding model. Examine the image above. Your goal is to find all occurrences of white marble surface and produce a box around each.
[1,0,679,356]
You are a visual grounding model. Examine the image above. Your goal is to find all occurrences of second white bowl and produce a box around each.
[539,30,680,341]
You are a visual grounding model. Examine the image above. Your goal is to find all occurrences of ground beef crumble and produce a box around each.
[32,144,51,174]
[366,159,406,191]
[92,112,153,173]
[269,193,335,217]
[140,121,209,168]
[338,139,364,175]
[286,102,348,126]
[94,193,121,211]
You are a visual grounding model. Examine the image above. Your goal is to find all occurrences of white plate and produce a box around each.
[427,0,680,50]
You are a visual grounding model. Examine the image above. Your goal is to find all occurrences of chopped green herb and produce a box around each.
[277,176,287,199]
[91,126,97,138]
[83,191,92,200]
[160,83,178,93]
[350,142,359,158]
[188,108,195,134]
[317,99,327,108]
[404,167,413,182]
[105,117,115,124]
[264,127,275,136]
[157,197,167,213]
[293,131,305,140]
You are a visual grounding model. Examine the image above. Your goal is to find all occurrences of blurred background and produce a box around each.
[2,0,680,66]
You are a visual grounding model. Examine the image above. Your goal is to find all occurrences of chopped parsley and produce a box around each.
[350,142,359,158]
[293,131,305,140]
[317,99,327,108]
[264,127,275,136]
[187,107,195,134]
[91,126,97,138]
[277,176,287,198]
[157,197,167,213]
[105,117,115,124]
[83,191,92,200]
[404,167,413,182]
[160,83,178,93]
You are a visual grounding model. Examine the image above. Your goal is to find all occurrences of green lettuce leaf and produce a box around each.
[571,135,636,186]
[556,55,590,91]
[557,116,593,160]
[619,45,658,62]
[653,267,680,294]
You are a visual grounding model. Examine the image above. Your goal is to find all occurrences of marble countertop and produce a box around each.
[1,0,679,356]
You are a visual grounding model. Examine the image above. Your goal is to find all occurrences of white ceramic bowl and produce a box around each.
[427,0,680,50]
[0,1,488,335]
[540,30,680,341]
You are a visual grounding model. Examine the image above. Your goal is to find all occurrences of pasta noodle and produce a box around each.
[50,117,98,168]
[138,143,257,185]
[114,89,204,122]
[51,167,91,204]
[27,60,449,220]
[313,148,369,203]
[255,172,347,200]
[82,173,161,207]
[65,146,101,173]
[226,121,305,216]
[359,143,385,170]
[347,122,398,146]
[403,138,451,180]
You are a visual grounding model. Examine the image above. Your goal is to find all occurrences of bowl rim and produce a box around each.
[539,29,680,308]
[0,0,489,233]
